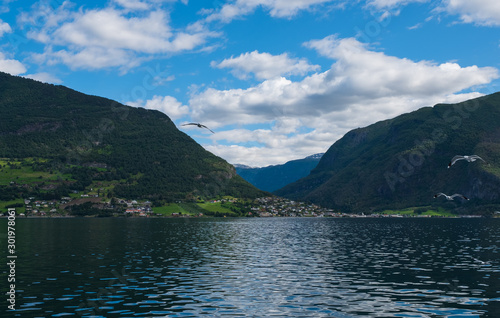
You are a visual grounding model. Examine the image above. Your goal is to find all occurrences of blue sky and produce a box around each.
[1,0,499,167]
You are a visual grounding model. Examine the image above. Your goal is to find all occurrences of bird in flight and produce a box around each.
[181,123,214,133]
[448,155,485,168]
[434,193,469,201]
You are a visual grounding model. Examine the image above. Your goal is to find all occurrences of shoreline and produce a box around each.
[0,214,494,219]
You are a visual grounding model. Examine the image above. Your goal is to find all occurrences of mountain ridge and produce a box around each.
[0,72,266,203]
[276,92,500,214]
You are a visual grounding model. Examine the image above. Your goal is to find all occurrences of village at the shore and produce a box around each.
[2,193,492,218]
[6,195,339,217]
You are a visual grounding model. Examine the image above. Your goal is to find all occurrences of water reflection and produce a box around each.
[1,218,499,317]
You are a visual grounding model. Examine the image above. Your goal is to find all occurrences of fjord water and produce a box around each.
[1,218,499,317]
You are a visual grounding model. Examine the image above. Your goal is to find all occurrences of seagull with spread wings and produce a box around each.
[448,155,485,168]
[181,123,215,133]
[434,193,469,201]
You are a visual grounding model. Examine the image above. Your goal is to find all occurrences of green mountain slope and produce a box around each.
[0,72,266,202]
[235,153,323,192]
[275,92,500,214]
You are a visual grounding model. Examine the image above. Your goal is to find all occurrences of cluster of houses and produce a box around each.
[23,197,67,216]
[19,196,157,217]
[250,197,495,218]
[209,198,237,204]
[252,197,338,217]
[122,200,154,216]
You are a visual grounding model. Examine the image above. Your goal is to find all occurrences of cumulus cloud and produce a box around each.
[206,144,314,167]
[211,50,320,80]
[53,9,179,53]
[304,36,497,96]
[0,52,26,75]
[113,0,151,11]
[188,77,299,127]
[260,0,339,17]
[205,128,331,166]
[45,47,141,71]
[365,0,428,10]
[192,36,497,126]
[24,72,62,84]
[0,19,11,37]
[366,0,500,26]
[188,36,498,166]
[22,4,217,70]
[440,0,500,26]
[205,0,338,23]
[129,95,189,120]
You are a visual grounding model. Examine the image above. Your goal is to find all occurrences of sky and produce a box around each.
[1,0,499,167]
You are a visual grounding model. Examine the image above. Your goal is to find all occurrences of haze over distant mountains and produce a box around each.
[276,92,500,215]
[235,153,323,192]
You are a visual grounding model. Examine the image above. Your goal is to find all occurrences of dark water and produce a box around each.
[1,217,499,317]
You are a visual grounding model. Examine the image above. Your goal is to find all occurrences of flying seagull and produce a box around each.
[181,123,214,133]
[434,193,469,201]
[448,155,485,168]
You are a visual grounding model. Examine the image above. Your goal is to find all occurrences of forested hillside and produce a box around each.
[276,92,500,215]
[0,72,266,205]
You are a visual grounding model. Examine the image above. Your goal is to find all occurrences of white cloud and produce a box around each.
[441,0,500,26]
[366,0,500,26]
[191,35,497,126]
[0,19,11,37]
[188,36,498,166]
[22,4,217,70]
[206,144,318,167]
[0,52,26,75]
[129,95,189,120]
[205,0,338,23]
[211,50,320,80]
[262,0,339,17]
[54,9,174,53]
[18,1,75,36]
[306,36,497,96]
[43,47,141,71]
[189,77,302,127]
[205,128,331,166]
[113,0,151,11]
[0,0,13,14]
[365,0,428,10]
[24,72,62,84]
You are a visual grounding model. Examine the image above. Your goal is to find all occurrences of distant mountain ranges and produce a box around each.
[235,153,323,192]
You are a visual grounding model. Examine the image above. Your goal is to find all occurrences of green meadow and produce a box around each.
[0,158,73,186]
[152,203,192,216]
[380,206,457,217]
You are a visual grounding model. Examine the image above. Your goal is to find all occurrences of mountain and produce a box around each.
[235,153,323,192]
[0,72,266,203]
[275,92,500,215]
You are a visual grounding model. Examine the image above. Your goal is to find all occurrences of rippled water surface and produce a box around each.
[1,217,500,317]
